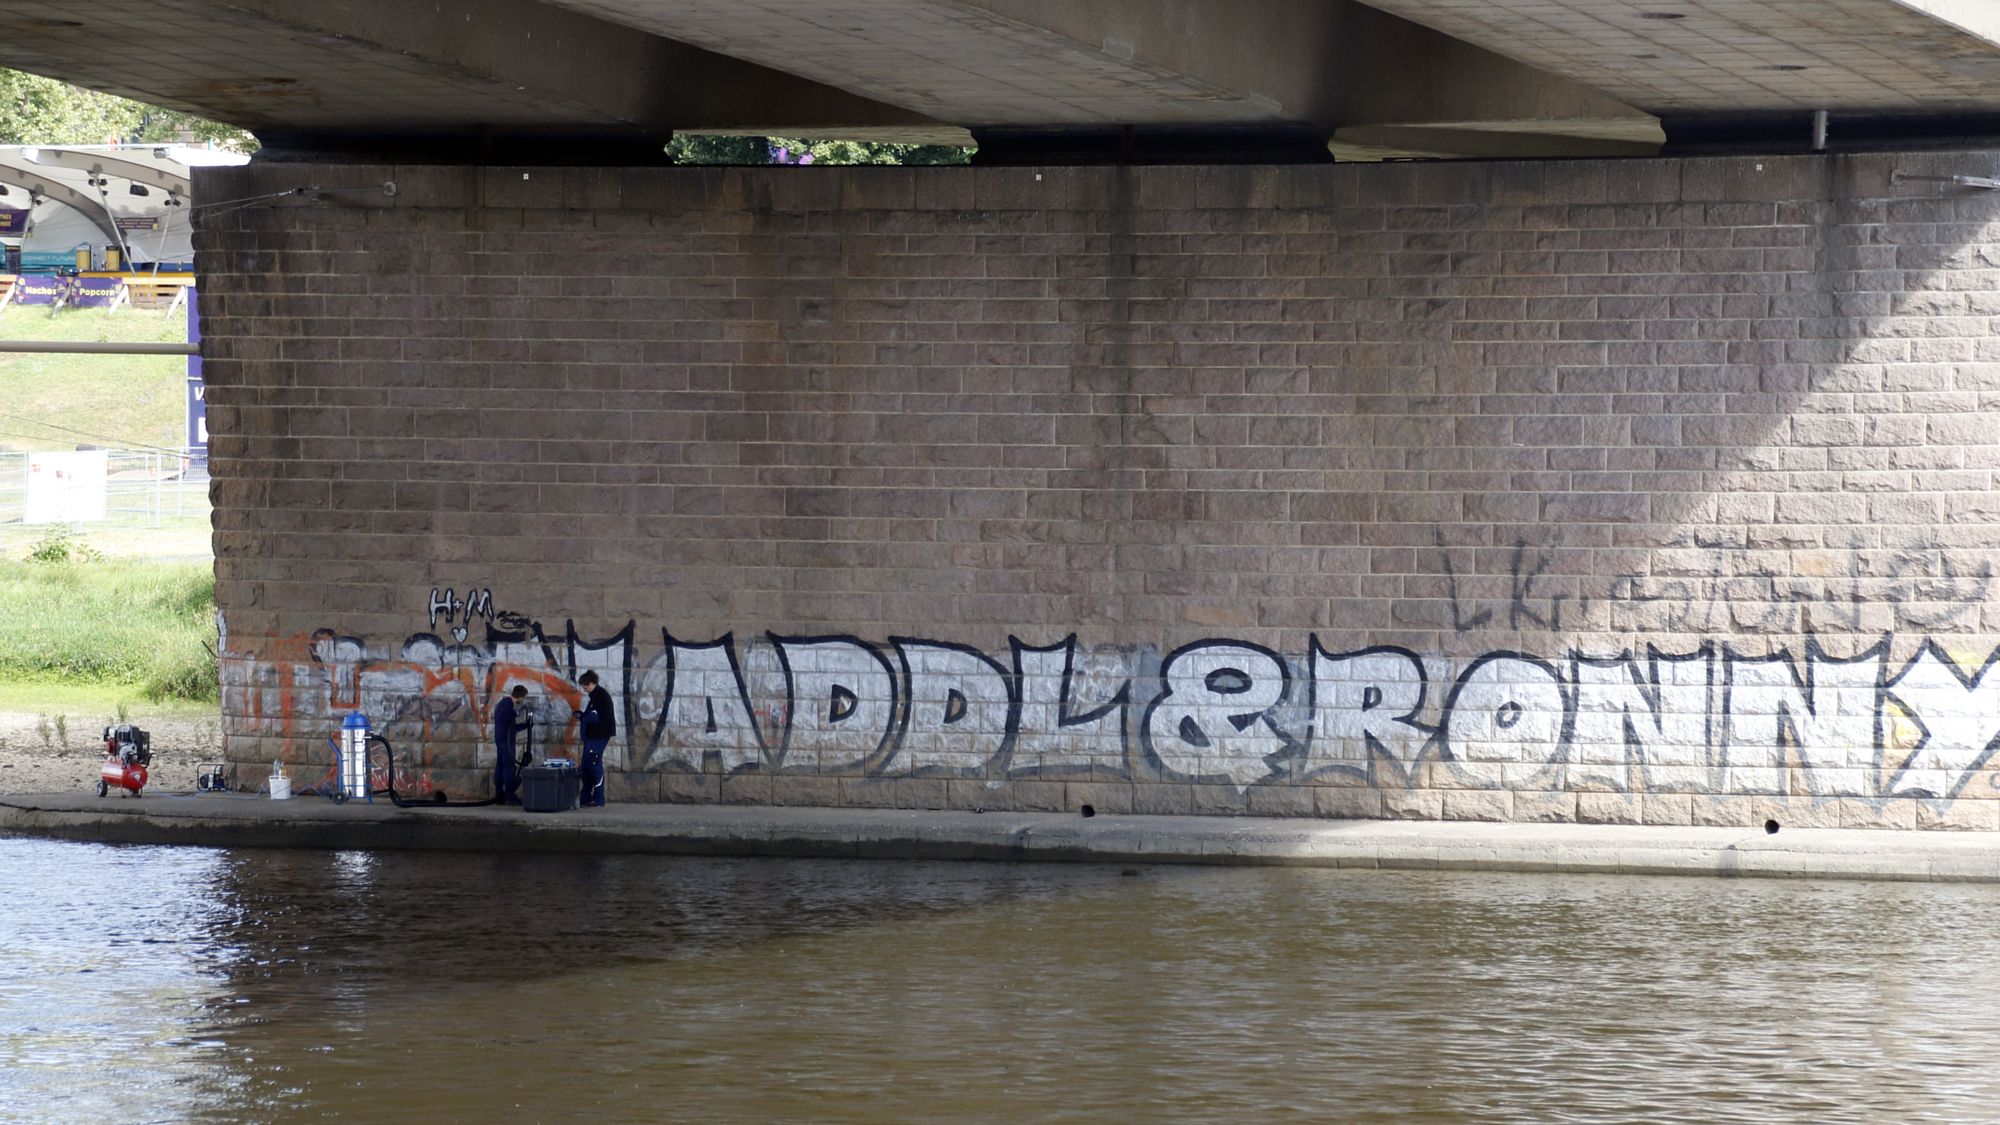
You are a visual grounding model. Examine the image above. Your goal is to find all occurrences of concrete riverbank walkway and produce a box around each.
[5,791,2000,883]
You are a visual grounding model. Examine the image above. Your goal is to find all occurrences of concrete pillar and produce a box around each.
[196,152,2000,829]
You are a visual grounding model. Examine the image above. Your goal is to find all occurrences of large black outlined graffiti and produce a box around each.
[1008,635,1132,778]
[891,637,1017,775]
[770,634,901,774]
[1884,640,2000,799]
[227,591,2000,809]
[1305,642,1431,785]
[1139,640,1304,788]
[1566,645,1714,795]
[1721,638,1886,798]
[639,631,763,773]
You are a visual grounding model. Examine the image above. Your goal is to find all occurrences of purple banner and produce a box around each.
[187,287,205,461]
[0,209,27,236]
[11,276,66,305]
[67,277,123,308]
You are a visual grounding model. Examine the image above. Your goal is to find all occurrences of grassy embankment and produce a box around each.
[0,304,188,450]
[0,304,216,716]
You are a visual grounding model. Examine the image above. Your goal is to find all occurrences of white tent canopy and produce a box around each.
[0,144,248,270]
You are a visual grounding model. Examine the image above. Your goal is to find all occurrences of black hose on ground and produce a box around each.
[366,732,500,808]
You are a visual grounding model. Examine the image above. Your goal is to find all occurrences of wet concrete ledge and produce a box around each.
[2,792,1998,882]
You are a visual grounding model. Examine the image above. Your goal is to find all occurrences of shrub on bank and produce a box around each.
[140,623,219,702]
[0,552,217,701]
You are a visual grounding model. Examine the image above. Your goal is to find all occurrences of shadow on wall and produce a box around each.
[1401,154,1996,657]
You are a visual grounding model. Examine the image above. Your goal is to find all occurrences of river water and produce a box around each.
[3,836,1999,1123]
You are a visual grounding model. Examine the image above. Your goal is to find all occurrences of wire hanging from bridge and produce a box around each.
[191,181,397,220]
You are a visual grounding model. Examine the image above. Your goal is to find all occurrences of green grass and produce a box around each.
[0,678,216,720]
[0,304,189,452]
[0,509,211,562]
[0,307,215,707]
[0,553,217,701]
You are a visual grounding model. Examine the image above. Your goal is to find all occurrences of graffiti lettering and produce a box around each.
[220,594,2000,811]
[892,638,1015,775]
[771,635,898,773]
[643,632,762,772]
[1139,641,1302,787]
[1722,642,1884,797]
[1569,648,1714,793]
[1307,643,1429,780]
[1009,635,1130,777]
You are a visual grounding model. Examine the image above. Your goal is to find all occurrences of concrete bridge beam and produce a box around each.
[10,0,2000,160]
[544,0,1665,160]
[2,0,949,162]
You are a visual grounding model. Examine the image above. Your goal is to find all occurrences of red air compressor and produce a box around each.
[98,724,152,797]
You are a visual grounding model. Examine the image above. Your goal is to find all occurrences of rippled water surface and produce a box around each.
[4,836,2000,1122]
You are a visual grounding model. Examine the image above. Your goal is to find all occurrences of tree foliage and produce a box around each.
[4,69,959,162]
[0,68,255,149]
[4,67,982,162]
[665,134,970,166]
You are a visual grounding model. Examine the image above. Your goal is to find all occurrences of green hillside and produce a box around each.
[0,305,190,452]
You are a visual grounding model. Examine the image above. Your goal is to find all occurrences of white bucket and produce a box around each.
[269,775,292,800]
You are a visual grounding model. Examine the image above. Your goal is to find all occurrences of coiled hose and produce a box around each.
[322,731,516,808]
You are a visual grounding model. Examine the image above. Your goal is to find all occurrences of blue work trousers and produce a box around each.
[579,739,608,807]
[494,738,521,803]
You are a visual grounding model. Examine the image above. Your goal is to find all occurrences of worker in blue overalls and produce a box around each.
[492,684,531,804]
[573,670,615,807]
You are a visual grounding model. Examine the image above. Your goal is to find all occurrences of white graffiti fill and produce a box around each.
[1142,642,1300,787]
[773,636,898,772]
[892,640,1014,774]
[1885,645,2000,797]
[247,600,2000,810]
[566,624,633,770]
[1443,655,1565,789]
[428,587,460,629]
[1569,650,1714,793]
[1724,647,1884,797]
[1011,637,1129,777]
[1308,644,1429,773]
[646,634,763,772]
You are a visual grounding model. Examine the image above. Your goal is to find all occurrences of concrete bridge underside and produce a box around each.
[12,1,2000,160]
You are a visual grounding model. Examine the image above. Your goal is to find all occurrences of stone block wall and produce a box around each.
[196,151,2000,827]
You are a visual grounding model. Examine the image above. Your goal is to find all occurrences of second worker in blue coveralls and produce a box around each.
[573,670,615,807]
[492,684,531,805]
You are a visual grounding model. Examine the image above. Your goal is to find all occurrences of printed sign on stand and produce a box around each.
[25,451,109,524]
[12,276,66,305]
[68,277,124,308]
